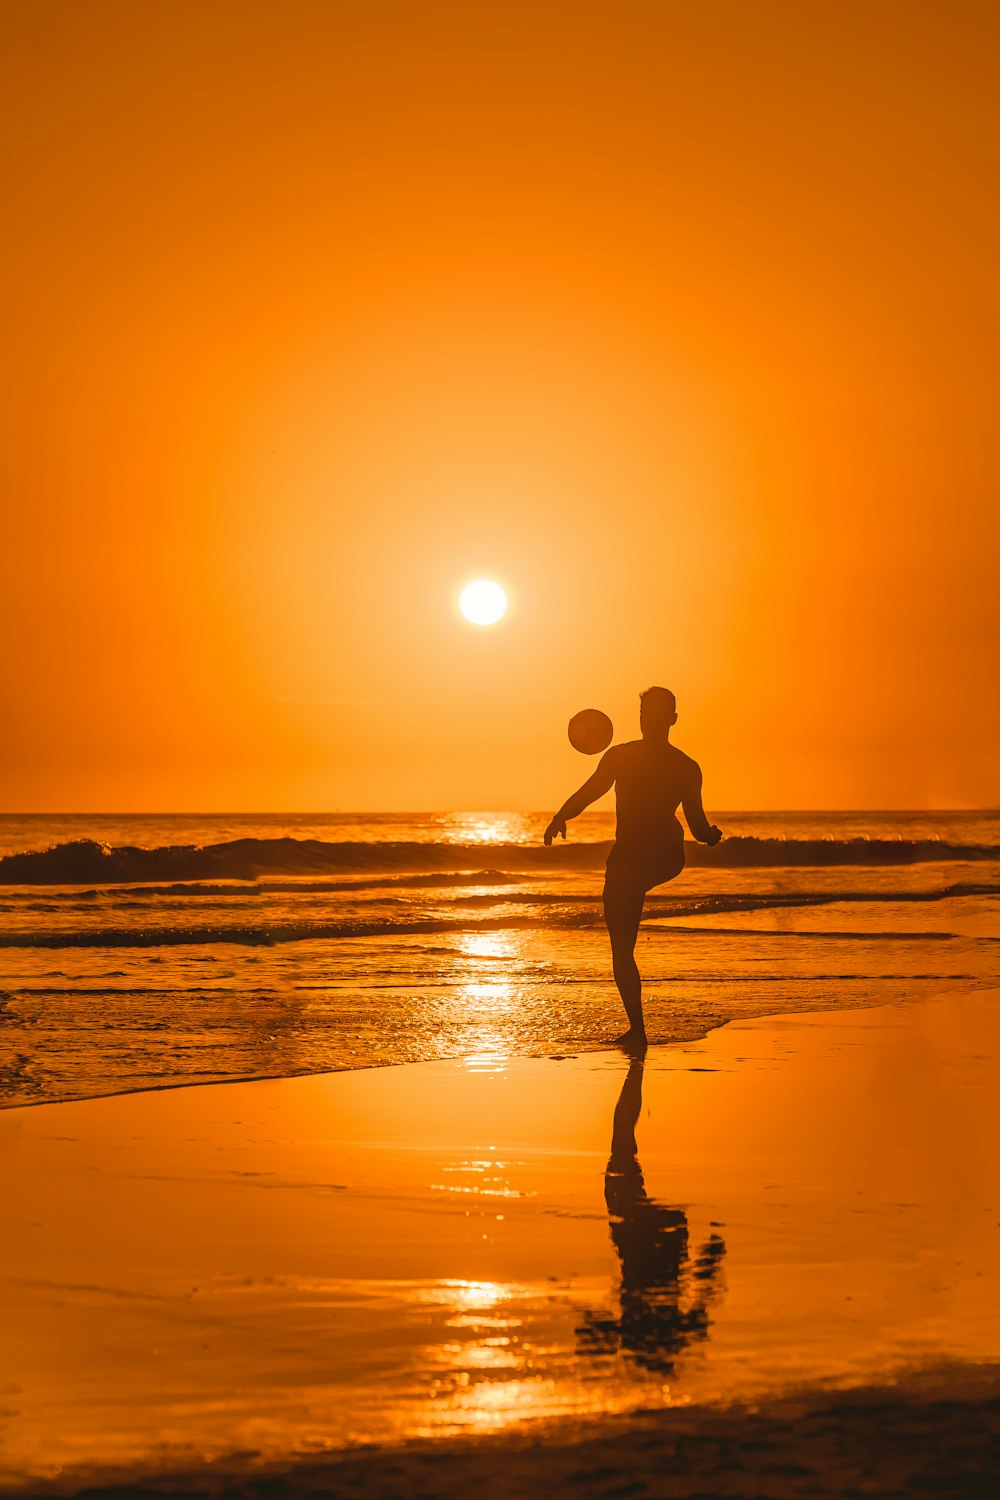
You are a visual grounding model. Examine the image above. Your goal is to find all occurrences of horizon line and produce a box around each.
[1,808,996,818]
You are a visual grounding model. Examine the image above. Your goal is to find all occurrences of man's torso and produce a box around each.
[611,739,697,859]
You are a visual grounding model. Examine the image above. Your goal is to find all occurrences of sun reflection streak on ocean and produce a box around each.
[438,813,535,845]
[454,931,520,1070]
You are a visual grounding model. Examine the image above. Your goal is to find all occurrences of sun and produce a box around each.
[459,578,508,626]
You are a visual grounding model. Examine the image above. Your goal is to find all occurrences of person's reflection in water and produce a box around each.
[578,1057,726,1373]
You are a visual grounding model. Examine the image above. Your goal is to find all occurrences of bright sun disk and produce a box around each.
[459,579,507,626]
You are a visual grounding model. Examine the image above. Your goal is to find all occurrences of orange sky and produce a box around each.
[3,0,998,811]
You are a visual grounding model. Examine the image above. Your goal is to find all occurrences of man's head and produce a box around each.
[639,685,677,736]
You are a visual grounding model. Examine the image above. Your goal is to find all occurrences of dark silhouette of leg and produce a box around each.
[610,1055,644,1166]
[603,879,646,1042]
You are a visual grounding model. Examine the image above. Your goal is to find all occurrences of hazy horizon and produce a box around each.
[3,803,998,817]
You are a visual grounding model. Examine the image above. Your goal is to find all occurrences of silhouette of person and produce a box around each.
[544,686,722,1046]
[577,1057,726,1374]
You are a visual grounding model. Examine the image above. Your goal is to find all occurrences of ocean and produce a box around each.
[1,811,997,1110]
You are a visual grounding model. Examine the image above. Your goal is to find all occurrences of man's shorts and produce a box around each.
[602,840,685,923]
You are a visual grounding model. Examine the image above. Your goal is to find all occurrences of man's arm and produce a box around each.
[544,749,618,845]
[681,764,723,846]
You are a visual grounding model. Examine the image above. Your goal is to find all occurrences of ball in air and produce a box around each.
[568,708,614,755]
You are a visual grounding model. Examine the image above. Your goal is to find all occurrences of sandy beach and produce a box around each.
[3,986,999,1497]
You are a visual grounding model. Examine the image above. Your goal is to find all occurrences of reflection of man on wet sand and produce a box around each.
[578,1058,726,1374]
[545,686,722,1046]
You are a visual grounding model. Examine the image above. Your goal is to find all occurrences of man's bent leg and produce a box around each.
[603,876,646,1039]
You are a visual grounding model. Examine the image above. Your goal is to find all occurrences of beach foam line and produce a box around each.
[2,835,999,885]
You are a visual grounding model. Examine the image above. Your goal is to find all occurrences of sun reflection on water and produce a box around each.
[414,1279,577,1435]
[438,813,532,845]
[443,1278,512,1311]
[406,1269,703,1439]
[452,931,524,1069]
[457,932,519,964]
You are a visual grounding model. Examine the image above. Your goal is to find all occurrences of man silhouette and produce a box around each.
[544,686,722,1047]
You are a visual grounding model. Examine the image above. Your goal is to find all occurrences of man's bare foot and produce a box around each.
[613,1028,647,1053]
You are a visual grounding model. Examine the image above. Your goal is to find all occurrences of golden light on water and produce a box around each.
[440,813,530,845]
[445,1279,512,1312]
[458,579,507,626]
[453,931,522,1068]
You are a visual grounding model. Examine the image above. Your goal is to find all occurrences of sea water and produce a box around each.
[1,811,997,1108]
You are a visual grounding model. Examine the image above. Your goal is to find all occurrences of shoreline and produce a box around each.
[5,810,995,1113]
[2,975,993,1114]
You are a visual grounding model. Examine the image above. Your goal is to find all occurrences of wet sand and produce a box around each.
[2,988,999,1496]
[25,1371,996,1499]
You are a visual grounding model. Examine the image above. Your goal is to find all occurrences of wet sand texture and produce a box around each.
[21,1373,1000,1500]
[2,988,998,1493]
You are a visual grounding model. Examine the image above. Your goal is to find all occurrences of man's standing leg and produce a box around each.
[603,876,647,1042]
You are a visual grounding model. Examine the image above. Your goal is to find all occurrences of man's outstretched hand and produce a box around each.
[706,825,723,847]
[544,815,567,846]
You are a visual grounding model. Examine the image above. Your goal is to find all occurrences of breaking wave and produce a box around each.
[1,835,998,886]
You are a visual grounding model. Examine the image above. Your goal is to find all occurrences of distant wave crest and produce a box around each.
[1,833,998,886]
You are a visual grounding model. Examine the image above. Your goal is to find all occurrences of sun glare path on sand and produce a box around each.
[459,579,507,626]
